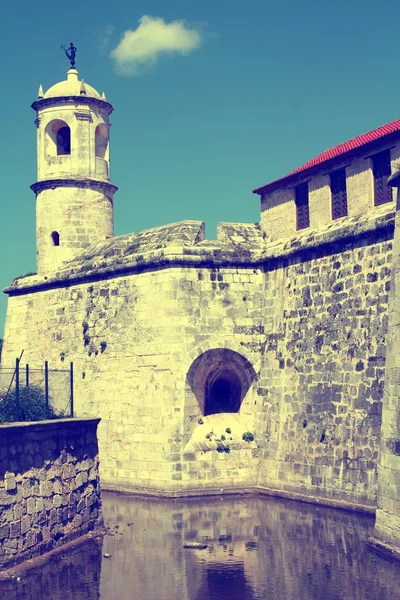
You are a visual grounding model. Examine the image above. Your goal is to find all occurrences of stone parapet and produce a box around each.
[5,209,394,296]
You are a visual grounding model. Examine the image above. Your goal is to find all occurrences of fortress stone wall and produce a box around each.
[2,206,395,509]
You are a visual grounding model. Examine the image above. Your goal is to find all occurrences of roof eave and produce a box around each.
[253,129,400,197]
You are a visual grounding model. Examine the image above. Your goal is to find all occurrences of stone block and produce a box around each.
[4,472,16,492]
[0,523,10,540]
[0,489,16,507]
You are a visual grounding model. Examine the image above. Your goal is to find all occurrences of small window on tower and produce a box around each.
[51,231,60,246]
[56,127,71,155]
[45,120,71,157]
[330,168,348,219]
[372,150,392,206]
[295,182,310,230]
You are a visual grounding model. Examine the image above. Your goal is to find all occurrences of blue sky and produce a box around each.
[1,0,399,338]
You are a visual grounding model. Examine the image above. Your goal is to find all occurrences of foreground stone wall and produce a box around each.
[0,418,102,570]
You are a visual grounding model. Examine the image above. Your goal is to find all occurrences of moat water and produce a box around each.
[1,491,400,600]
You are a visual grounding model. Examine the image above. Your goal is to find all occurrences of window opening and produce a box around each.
[295,182,310,230]
[330,168,348,219]
[51,231,60,246]
[95,124,108,159]
[56,126,71,155]
[373,150,392,206]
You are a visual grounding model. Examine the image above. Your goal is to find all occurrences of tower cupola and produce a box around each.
[31,64,118,274]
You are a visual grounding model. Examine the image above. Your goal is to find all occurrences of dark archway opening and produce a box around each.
[51,231,60,246]
[56,126,71,155]
[187,348,257,417]
[205,371,242,415]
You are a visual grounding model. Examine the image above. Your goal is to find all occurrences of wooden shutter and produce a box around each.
[330,169,348,219]
[373,150,392,206]
[295,183,310,230]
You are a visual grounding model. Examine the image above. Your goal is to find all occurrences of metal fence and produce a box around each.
[0,358,74,422]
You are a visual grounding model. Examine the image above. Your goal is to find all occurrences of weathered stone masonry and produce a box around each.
[0,418,102,570]
[2,211,395,508]
[256,211,393,507]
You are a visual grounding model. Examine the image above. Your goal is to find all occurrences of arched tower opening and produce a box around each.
[95,124,108,159]
[95,124,109,179]
[45,120,71,156]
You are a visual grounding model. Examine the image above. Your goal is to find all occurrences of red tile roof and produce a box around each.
[253,118,400,195]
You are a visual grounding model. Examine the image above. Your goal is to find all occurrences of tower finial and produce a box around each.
[61,42,77,68]
[37,84,44,99]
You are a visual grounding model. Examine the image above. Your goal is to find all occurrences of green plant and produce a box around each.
[198,418,203,425]
[60,352,65,362]
[83,335,90,347]
[80,264,94,273]
[12,272,37,282]
[221,434,226,441]
[216,444,230,453]
[302,419,308,428]
[205,431,214,440]
[88,285,94,293]
[320,428,326,443]
[0,385,58,423]
[242,431,254,443]
[225,427,231,434]
[82,372,86,379]
[82,321,89,334]
[100,341,107,353]
[245,541,257,550]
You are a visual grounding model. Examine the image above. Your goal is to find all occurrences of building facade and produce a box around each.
[2,67,400,555]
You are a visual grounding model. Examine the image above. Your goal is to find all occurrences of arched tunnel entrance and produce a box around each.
[205,369,242,415]
[186,348,257,417]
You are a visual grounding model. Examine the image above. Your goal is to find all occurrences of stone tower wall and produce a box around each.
[35,101,111,182]
[35,185,114,274]
[32,92,116,274]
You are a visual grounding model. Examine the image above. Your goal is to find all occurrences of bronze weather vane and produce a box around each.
[61,43,77,68]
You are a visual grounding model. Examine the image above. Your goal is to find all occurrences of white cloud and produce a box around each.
[110,15,202,75]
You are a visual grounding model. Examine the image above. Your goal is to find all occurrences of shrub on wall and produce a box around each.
[0,385,58,423]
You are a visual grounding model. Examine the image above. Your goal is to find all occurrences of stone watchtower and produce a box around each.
[31,68,118,274]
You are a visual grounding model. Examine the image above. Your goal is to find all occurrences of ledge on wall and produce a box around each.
[183,413,257,455]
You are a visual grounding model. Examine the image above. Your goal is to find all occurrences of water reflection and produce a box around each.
[1,493,400,600]
[0,536,102,600]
